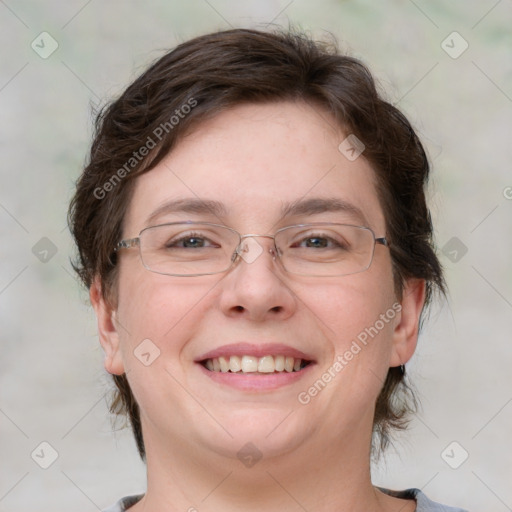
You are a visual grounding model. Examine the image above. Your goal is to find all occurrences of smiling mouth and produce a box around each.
[201,355,312,374]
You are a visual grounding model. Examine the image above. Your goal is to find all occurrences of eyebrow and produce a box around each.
[144,197,368,227]
[280,197,368,225]
[145,198,228,226]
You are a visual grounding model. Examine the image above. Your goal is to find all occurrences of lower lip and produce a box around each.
[197,363,315,391]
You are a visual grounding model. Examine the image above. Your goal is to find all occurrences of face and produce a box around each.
[94,101,424,468]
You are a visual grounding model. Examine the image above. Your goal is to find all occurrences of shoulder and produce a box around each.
[101,494,144,512]
[379,487,469,512]
[413,489,469,512]
[103,490,469,512]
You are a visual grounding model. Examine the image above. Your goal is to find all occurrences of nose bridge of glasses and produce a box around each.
[239,233,275,243]
[235,233,277,263]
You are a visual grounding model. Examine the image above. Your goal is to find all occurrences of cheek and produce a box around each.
[309,278,394,340]
[303,259,397,375]
[115,266,211,361]
[113,272,214,412]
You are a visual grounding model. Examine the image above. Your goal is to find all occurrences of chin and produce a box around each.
[204,407,314,461]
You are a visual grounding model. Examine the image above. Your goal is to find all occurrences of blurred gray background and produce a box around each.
[1,1,511,511]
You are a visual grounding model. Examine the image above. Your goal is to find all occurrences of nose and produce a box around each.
[218,235,296,322]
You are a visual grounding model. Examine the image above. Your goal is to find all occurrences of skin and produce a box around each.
[91,101,425,512]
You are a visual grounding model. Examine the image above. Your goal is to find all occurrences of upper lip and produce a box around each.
[195,342,316,362]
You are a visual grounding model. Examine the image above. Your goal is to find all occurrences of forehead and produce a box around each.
[124,101,385,235]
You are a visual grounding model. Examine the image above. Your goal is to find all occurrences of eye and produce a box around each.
[166,232,219,249]
[292,233,349,250]
[299,236,331,249]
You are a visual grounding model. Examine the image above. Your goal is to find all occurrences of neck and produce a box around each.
[131,417,395,512]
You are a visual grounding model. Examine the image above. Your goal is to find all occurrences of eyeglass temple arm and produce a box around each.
[375,237,388,247]
[115,238,140,251]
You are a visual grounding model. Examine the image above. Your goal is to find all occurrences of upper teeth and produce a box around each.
[204,355,305,373]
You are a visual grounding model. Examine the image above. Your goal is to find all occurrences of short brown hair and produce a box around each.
[68,28,446,460]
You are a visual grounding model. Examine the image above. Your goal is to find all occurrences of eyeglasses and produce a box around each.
[114,221,388,277]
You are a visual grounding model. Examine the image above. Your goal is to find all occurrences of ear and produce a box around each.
[89,277,125,375]
[389,278,426,367]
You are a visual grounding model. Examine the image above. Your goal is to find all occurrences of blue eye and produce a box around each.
[172,236,206,248]
[301,236,330,248]
[293,234,348,250]
[165,232,218,249]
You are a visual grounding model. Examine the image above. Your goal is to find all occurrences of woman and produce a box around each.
[68,28,467,512]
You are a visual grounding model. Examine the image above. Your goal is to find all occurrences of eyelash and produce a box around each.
[165,231,218,248]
